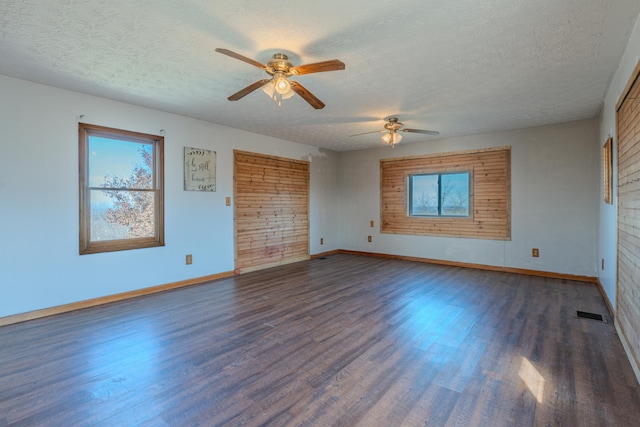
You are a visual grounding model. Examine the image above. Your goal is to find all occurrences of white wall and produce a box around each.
[0,74,604,320]
[598,14,640,312]
[0,75,339,318]
[337,119,599,277]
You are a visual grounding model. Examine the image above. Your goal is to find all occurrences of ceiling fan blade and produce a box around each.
[227,79,271,101]
[290,81,325,109]
[349,130,386,137]
[290,60,346,75]
[402,128,440,135]
[215,48,266,69]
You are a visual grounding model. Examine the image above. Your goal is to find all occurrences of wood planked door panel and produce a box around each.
[616,61,640,374]
[234,150,310,274]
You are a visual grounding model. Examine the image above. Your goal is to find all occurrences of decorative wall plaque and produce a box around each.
[184,147,216,191]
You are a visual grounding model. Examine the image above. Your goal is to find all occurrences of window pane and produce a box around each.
[80,123,164,254]
[89,136,153,189]
[411,175,439,215]
[90,190,155,241]
[440,173,469,216]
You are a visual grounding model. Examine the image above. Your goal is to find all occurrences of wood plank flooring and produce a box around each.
[1,254,639,426]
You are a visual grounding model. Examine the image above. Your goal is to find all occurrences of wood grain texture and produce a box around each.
[616,62,640,380]
[338,249,597,283]
[380,146,511,240]
[0,271,234,327]
[0,254,637,426]
[234,150,310,274]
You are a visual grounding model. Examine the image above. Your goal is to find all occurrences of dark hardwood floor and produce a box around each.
[1,254,639,426]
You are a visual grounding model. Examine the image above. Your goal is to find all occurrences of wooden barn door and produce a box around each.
[234,150,309,274]
[617,62,640,371]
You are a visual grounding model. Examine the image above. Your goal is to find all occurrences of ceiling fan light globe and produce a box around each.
[262,81,275,97]
[382,132,402,146]
[282,88,295,99]
[275,77,291,95]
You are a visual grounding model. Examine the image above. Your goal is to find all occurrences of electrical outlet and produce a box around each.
[602,258,605,270]
[368,235,372,243]
[370,220,374,227]
[320,238,324,245]
[186,254,192,265]
[532,248,539,258]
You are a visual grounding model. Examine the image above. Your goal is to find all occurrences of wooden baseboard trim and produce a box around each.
[0,251,598,328]
[235,255,311,275]
[596,279,615,320]
[311,250,340,259]
[337,250,598,283]
[0,271,235,327]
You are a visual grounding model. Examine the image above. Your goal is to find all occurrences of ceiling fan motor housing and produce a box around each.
[385,118,403,130]
[267,53,294,76]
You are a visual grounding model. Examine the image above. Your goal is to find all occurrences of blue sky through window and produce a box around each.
[89,136,152,206]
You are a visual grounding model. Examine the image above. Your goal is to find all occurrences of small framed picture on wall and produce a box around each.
[603,137,613,204]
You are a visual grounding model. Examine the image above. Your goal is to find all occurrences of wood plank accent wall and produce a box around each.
[234,150,310,274]
[616,60,640,373]
[380,146,511,239]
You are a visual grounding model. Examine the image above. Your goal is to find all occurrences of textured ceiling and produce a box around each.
[1,0,639,151]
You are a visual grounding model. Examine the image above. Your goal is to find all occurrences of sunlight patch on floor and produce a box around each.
[519,357,545,403]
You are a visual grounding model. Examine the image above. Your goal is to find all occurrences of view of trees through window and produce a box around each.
[410,172,470,216]
[89,137,155,241]
[80,122,164,254]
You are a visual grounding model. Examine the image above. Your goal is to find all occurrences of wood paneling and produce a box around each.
[380,146,511,239]
[234,150,310,273]
[0,254,638,425]
[617,62,640,374]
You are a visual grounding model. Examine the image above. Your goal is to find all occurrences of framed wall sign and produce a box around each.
[184,147,216,191]
[603,137,612,204]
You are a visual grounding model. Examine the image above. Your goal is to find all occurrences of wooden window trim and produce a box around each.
[79,123,164,255]
[381,146,510,240]
[406,169,474,219]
